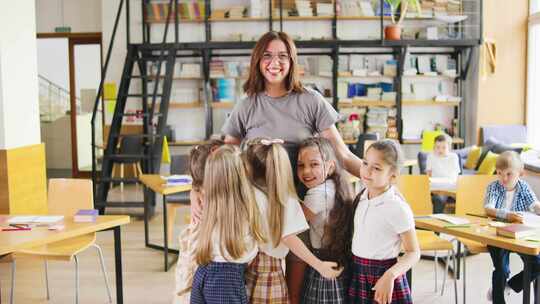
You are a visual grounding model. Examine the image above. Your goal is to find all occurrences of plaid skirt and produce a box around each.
[348,256,412,304]
[191,262,248,304]
[301,262,347,304]
[245,252,289,303]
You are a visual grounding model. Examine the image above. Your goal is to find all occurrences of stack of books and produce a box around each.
[366,107,389,139]
[213,78,236,102]
[338,0,361,17]
[250,0,269,17]
[497,224,540,239]
[165,175,192,186]
[146,1,205,21]
[74,210,99,223]
[295,0,313,17]
[179,63,201,78]
[209,60,225,78]
[227,6,245,18]
[316,3,333,16]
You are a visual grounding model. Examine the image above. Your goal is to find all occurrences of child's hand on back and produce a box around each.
[373,270,395,304]
[315,261,343,279]
[508,212,524,223]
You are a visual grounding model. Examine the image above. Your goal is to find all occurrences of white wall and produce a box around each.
[36,0,102,33]
[37,38,70,90]
[0,0,41,149]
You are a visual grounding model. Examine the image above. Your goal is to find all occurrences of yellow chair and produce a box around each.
[10,179,112,304]
[397,175,457,301]
[454,175,497,304]
[421,130,444,152]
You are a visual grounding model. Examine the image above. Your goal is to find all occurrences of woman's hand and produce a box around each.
[189,190,204,224]
[373,270,395,304]
[315,260,343,279]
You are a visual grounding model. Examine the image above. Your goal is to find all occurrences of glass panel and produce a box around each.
[74,44,102,172]
[532,0,540,15]
[37,38,72,172]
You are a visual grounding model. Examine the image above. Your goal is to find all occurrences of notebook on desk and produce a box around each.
[8,215,64,224]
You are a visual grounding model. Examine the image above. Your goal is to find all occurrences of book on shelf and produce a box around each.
[74,209,99,223]
[496,224,540,239]
[146,1,205,22]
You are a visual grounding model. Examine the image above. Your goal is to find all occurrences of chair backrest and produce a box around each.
[417,151,428,174]
[170,154,190,175]
[396,175,432,215]
[118,136,143,163]
[455,175,498,216]
[352,133,379,158]
[47,178,94,216]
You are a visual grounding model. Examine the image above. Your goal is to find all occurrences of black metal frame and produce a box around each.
[91,0,483,211]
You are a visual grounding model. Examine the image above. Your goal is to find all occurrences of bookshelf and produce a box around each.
[138,0,481,145]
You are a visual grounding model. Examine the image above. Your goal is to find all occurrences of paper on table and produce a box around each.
[521,212,540,228]
[431,214,470,225]
[8,215,64,224]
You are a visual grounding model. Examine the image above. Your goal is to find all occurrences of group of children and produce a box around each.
[425,133,540,303]
[174,137,419,304]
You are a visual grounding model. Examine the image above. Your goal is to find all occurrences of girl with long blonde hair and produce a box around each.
[242,138,342,303]
[191,145,265,304]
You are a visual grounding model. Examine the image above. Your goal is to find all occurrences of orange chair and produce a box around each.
[397,175,458,301]
[454,175,497,304]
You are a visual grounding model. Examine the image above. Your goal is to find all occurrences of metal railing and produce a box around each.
[38,74,80,122]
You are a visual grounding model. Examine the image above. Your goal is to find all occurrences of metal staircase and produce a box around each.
[92,0,177,214]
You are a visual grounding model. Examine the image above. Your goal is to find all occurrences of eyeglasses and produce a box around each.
[261,52,291,64]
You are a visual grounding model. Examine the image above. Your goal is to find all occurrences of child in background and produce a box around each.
[297,137,355,303]
[173,140,223,303]
[242,138,342,304]
[191,145,266,304]
[426,134,460,213]
[349,140,420,304]
[484,151,540,303]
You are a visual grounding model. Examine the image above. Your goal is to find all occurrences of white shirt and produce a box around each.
[211,227,258,264]
[352,186,415,260]
[503,190,515,210]
[303,180,336,249]
[426,152,460,180]
[254,188,309,258]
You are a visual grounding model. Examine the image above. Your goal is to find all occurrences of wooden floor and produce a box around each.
[0,185,531,303]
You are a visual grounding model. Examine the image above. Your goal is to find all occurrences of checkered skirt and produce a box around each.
[245,252,289,303]
[301,262,347,304]
[191,262,248,304]
[348,255,412,304]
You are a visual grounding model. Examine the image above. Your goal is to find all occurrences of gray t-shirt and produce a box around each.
[222,87,339,144]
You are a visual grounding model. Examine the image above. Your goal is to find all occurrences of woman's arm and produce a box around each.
[282,234,342,279]
[224,135,241,145]
[373,229,420,304]
[320,126,363,178]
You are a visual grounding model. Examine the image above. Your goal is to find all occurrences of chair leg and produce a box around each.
[463,250,467,304]
[93,244,113,303]
[74,255,79,304]
[452,250,458,304]
[442,251,449,296]
[434,251,438,293]
[10,261,15,304]
[44,260,50,300]
[167,204,178,245]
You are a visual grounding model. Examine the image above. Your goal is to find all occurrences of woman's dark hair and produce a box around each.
[298,137,355,268]
[243,31,304,96]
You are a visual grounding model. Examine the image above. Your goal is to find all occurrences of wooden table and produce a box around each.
[0,215,130,304]
[139,174,192,271]
[415,215,540,304]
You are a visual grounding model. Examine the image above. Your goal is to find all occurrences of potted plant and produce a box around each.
[383,0,422,40]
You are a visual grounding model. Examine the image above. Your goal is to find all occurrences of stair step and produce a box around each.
[118,112,162,117]
[120,94,163,98]
[98,177,140,183]
[95,201,146,208]
[104,154,152,160]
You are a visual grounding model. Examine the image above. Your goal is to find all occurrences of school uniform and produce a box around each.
[190,229,257,304]
[245,188,309,303]
[484,180,539,304]
[300,181,347,304]
[173,223,199,303]
[348,186,414,304]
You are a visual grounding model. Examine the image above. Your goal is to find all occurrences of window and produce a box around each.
[527,0,540,148]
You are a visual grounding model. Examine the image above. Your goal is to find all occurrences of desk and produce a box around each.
[0,215,129,304]
[139,174,191,271]
[415,215,540,304]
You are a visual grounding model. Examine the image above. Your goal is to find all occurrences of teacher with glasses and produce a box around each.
[221,31,364,304]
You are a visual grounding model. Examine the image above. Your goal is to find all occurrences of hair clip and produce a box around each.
[260,138,284,146]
